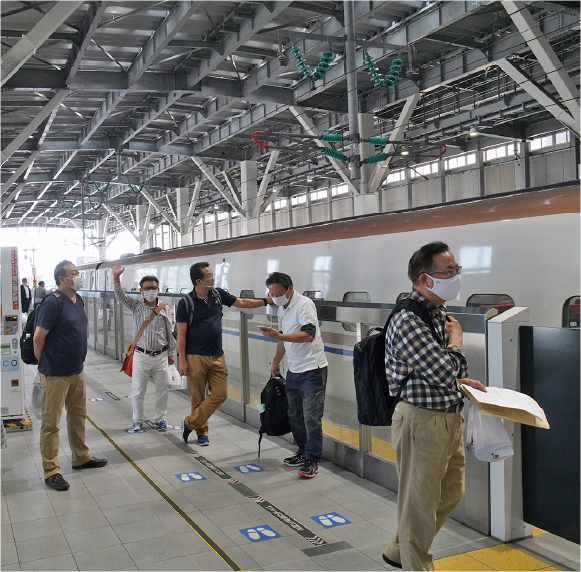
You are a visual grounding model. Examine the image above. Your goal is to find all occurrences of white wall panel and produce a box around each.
[412,179,439,207]
[332,196,353,219]
[292,205,309,226]
[231,218,241,238]
[485,161,516,195]
[530,149,573,187]
[382,185,407,212]
[259,213,272,232]
[311,202,327,224]
[447,170,477,201]
[275,210,289,229]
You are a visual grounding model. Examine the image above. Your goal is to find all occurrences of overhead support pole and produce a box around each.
[1,184,25,210]
[240,160,259,235]
[141,189,180,232]
[176,186,192,246]
[503,0,580,126]
[289,107,360,195]
[186,182,202,224]
[135,203,148,252]
[188,206,213,233]
[191,157,245,216]
[1,90,70,165]
[1,151,39,195]
[0,0,83,85]
[368,92,422,194]
[344,0,360,181]
[102,204,138,240]
[252,150,280,217]
[496,59,579,138]
[258,185,283,216]
[223,171,243,208]
[145,219,164,243]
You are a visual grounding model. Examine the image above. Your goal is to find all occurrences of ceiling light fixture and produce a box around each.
[469,126,479,137]
[401,149,409,156]
[307,175,313,182]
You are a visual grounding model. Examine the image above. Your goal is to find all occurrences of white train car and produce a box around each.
[80,182,580,328]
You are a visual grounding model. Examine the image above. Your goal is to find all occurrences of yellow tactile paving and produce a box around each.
[322,419,359,447]
[468,544,553,571]
[434,544,559,571]
[533,526,547,536]
[435,553,496,571]
[371,436,397,462]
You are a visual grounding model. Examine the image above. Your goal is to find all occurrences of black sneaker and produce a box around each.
[72,457,108,470]
[298,460,319,478]
[182,418,193,443]
[283,453,305,467]
[382,554,402,569]
[45,473,70,491]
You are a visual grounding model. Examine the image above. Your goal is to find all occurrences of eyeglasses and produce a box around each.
[205,274,215,279]
[428,266,462,278]
[142,286,159,291]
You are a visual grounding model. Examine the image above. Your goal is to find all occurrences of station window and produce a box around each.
[273,198,287,211]
[310,190,328,202]
[331,184,348,196]
[291,194,307,206]
[342,291,371,332]
[410,160,438,178]
[483,142,518,162]
[217,212,229,221]
[385,169,406,184]
[444,152,476,171]
[529,131,570,151]
[303,291,324,300]
[466,293,515,315]
[562,296,580,328]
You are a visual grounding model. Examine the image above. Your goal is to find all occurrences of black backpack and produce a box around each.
[20,292,65,365]
[173,289,223,339]
[257,375,292,457]
[353,297,441,426]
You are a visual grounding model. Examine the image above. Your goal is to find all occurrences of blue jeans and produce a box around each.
[286,367,328,463]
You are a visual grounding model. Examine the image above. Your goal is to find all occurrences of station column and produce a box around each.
[240,161,259,235]
[176,187,192,246]
[135,204,147,253]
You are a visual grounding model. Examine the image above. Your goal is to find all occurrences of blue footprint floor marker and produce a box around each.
[234,464,264,473]
[311,512,351,528]
[88,397,104,402]
[240,525,280,542]
[175,472,206,482]
[124,428,147,434]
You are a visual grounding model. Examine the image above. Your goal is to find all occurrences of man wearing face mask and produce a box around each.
[260,272,328,478]
[112,265,176,432]
[34,260,108,491]
[381,242,486,571]
[177,261,269,446]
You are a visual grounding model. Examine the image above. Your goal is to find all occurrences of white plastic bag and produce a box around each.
[30,373,43,420]
[167,364,183,391]
[465,401,514,462]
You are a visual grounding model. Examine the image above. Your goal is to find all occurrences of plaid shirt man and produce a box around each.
[385,289,467,409]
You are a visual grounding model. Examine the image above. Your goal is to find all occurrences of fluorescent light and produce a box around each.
[469,126,479,137]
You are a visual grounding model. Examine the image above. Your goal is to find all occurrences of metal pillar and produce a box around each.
[353,113,378,215]
[240,160,259,235]
[96,218,107,260]
[136,204,147,253]
[345,0,360,181]
[176,187,192,246]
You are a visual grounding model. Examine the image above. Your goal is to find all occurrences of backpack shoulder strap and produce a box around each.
[212,288,222,307]
[183,293,195,327]
[392,297,441,344]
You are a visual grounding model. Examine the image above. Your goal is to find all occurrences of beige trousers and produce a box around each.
[39,372,91,478]
[385,401,465,571]
[184,354,228,436]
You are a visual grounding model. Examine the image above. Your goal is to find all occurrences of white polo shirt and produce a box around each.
[277,292,328,373]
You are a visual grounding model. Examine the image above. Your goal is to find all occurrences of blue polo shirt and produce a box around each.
[36,293,88,377]
[176,288,237,356]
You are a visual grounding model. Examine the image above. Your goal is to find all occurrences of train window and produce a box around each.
[90,273,95,290]
[105,271,111,291]
[131,287,137,292]
[396,292,409,303]
[563,296,580,328]
[165,287,174,293]
[466,293,515,315]
[303,291,324,300]
[342,291,371,332]
[180,288,189,294]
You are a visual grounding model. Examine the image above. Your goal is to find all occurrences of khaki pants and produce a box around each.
[184,354,228,436]
[39,372,91,478]
[385,401,465,571]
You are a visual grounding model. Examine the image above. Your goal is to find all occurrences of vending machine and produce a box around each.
[1,246,25,422]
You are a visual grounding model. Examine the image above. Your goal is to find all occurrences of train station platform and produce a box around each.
[2,349,579,572]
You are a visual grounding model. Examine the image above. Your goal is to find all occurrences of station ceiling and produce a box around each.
[1,1,579,232]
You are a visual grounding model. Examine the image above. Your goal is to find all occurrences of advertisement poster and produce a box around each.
[11,248,19,310]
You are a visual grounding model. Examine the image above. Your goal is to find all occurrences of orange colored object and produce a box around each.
[120,344,135,377]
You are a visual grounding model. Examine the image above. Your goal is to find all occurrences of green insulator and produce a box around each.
[383,77,395,87]
[392,58,403,66]
[363,55,374,62]
[385,73,398,82]
[313,71,323,80]
[390,65,402,73]
[290,47,300,54]
[319,133,343,142]
[296,60,306,67]
[317,61,329,70]
[322,148,346,161]
[373,80,384,87]
[320,56,333,63]
[364,153,388,164]
[302,71,312,78]
[316,66,327,75]
[292,53,303,60]
[299,65,310,74]
[322,50,333,58]
[366,137,389,145]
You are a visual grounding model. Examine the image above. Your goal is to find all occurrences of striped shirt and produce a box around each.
[115,284,176,356]
[385,289,467,410]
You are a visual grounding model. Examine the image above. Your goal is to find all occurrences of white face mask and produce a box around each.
[143,289,158,303]
[426,274,461,301]
[199,281,214,289]
[65,275,83,291]
[271,293,288,306]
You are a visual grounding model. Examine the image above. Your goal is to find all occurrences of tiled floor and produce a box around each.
[1,349,579,571]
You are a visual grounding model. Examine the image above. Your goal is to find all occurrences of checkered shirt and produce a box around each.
[385,289,467,409]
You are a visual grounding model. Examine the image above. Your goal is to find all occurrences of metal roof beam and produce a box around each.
[186,1,293,89]
[102,203,138,240]
[65,1,109,81]
[0,1,83,86]
[128,1,203,85]
[504,0,580,126]
[1,184,25,210]
[141,189,179,232]
[78,91,127,145]
[1,151,39,194]
[1,90,70,165]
